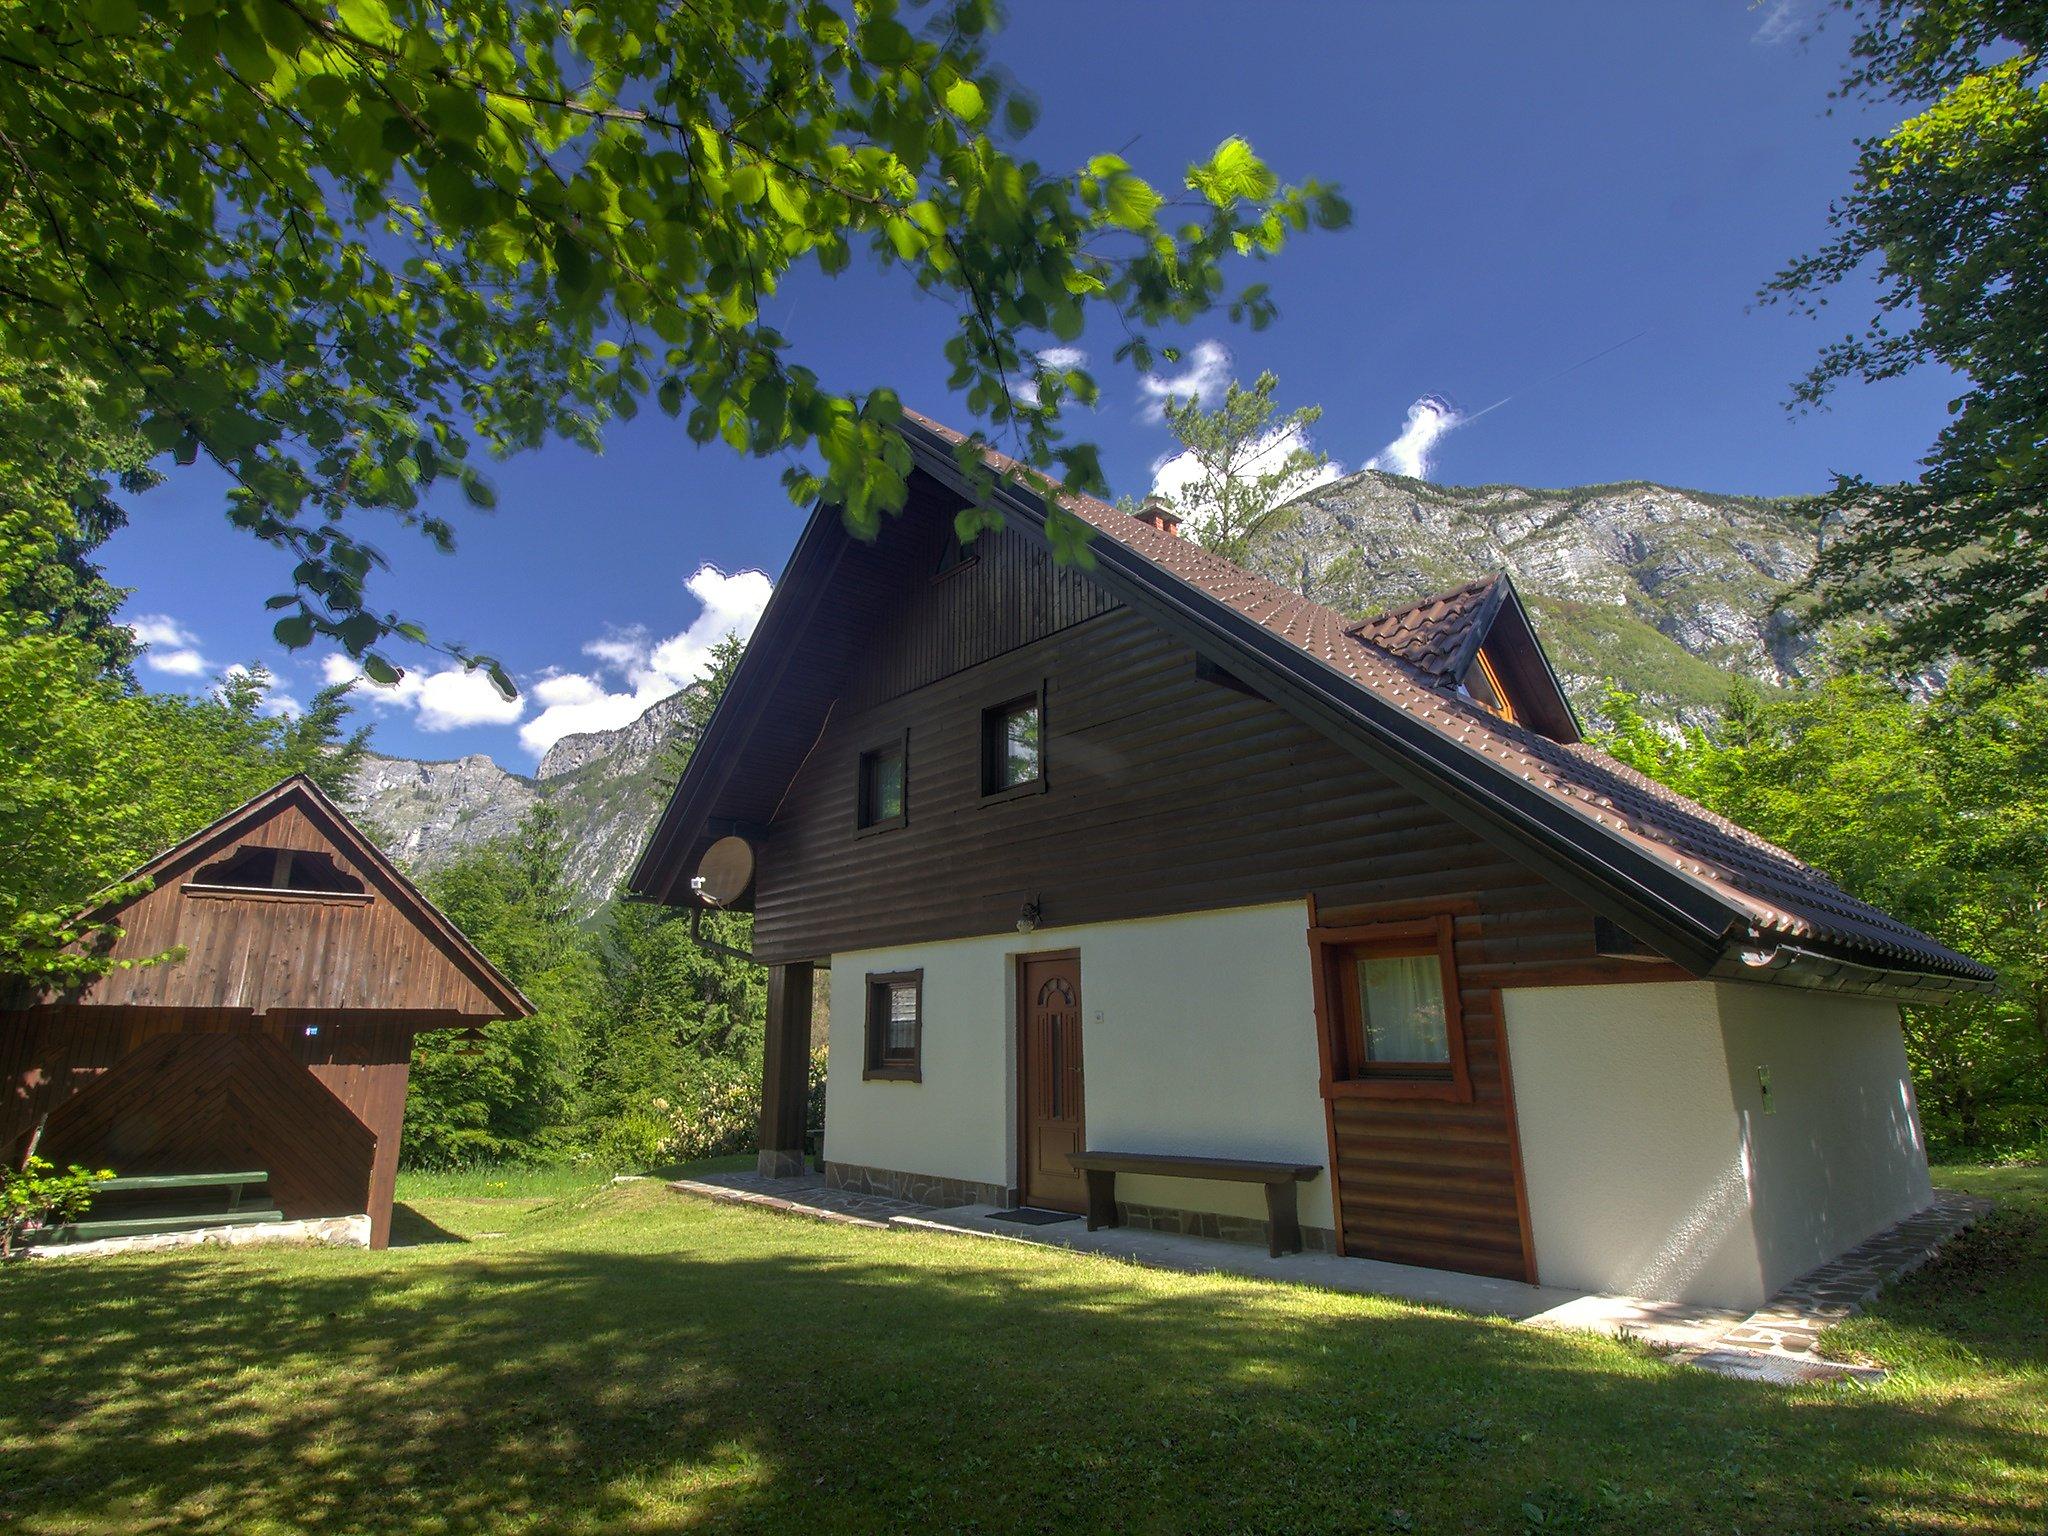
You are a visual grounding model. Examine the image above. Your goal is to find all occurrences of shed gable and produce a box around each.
[23,778,528,1020]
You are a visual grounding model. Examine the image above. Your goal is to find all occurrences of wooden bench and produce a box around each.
[99,1170,270,1210]
[1067,1151,1321,1258]
[38,1170,278,1245]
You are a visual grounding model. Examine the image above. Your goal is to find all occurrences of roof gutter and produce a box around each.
[1715,934,1997,1003]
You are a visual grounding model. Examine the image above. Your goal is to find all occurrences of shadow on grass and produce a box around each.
[386,1205,465,1248]
[0,1184,2042,1535]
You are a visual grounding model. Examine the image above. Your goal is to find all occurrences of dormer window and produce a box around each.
[189,845,365,895]
[1463,647,1518,724]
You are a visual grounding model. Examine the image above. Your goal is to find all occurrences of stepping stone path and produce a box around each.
[1698,1189,1991,1377]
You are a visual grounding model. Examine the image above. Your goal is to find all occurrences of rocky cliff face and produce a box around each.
[347,686,701,914]
[1252,471,1826,722]
[348,752,538,871]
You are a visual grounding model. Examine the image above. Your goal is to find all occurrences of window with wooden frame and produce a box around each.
[1463,646,1518,724]
[979,686,1045,800]
[863,970,923,1080]
[1309,915,1472,1101]
[856,731,909,833]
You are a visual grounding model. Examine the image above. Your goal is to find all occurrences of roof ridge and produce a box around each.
[1349,570,1505,635]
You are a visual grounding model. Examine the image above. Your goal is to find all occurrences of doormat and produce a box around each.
[989,1208,1079,1226]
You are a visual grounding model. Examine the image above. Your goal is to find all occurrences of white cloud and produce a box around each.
[516,564,773,757]
[322,652,526,733]
[1148,421,1345,538]
[1366,394,1465,480]
[1751,0,1809,46]
[1138,339,1232,423]
[130,613,212,677]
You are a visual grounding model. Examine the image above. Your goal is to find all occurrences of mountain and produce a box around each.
[349,471,1831,909]
[1250,470,1826,724]
[347,688,699,915]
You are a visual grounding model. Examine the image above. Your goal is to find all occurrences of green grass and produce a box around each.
[2,1164,2041,1534]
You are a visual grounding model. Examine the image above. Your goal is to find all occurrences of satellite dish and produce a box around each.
[692,836,756,907]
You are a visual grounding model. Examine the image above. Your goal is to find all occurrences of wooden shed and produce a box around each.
[2,776,530,1248]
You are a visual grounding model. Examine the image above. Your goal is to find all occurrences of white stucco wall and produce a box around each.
[1503,979,1931,1309]
[824,901,1333,1227]
[1717,984,1932,1296]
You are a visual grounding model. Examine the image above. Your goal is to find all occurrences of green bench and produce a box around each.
[37,1169,281,1245]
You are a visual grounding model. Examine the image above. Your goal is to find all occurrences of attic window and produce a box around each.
[189,845,366,895]
[857,733,909,833]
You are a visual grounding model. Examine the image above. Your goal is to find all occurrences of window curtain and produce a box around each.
[1357,954,1448,1063]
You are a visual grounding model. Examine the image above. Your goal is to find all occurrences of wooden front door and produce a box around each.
[1018,951,1086,1211]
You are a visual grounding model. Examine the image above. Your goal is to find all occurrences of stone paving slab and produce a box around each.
[669,1170,931,1229]
[896,1204,1585,1319]
[1705,1189,1990,1364]
[25,1213,370,1260]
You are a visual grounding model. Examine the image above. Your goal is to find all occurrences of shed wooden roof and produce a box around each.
[11,776,532,1020]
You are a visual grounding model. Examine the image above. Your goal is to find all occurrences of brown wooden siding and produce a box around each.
[48,800,506,1017]
[849,516,1119,711]
[1,1009,421,1246]
[753,601,1686,1278]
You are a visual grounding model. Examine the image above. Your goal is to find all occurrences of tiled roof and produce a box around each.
[1349,574,1504,682]
[906,411,1991,985]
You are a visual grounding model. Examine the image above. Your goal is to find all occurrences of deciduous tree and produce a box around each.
[0,1,1346,686]
[1598,669,2048,1156]
[1768,1,2048,674]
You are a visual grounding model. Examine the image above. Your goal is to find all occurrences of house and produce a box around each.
[2,776,530,1248]
[629,411,1992,1310]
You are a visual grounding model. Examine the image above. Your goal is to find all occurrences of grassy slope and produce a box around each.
[1,1165,2041,1535]
[1522,594,1743,717]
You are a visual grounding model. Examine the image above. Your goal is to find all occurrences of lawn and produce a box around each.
[1,1165,2041,1535]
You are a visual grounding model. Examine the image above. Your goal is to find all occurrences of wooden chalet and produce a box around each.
[631,410,1993,1310]
[3,776,530,1248]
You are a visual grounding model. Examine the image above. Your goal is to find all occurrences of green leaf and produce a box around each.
[943,78,985,122]
[1101,174,1163,232]
[861,18,915,64]
[272,613,315,648]
[362,653,402,685]
[554,228,593,295]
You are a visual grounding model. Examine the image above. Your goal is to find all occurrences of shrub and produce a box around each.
[1,1155,111,1259]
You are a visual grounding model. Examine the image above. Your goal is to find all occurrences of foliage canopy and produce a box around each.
[1599,670,2047,1158]
[0,0,1346,686]
[1768,0,2048,675]
[1150,371,1329,563]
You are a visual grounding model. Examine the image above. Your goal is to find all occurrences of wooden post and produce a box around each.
[757,962,814,1179]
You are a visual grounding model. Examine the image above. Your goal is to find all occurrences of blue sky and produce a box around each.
[104,0,1948,771]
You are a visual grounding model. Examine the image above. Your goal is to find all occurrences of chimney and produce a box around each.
[1133,495,1183,537]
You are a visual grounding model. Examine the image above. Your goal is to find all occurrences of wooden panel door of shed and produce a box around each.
[1017,951,1086,1212]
